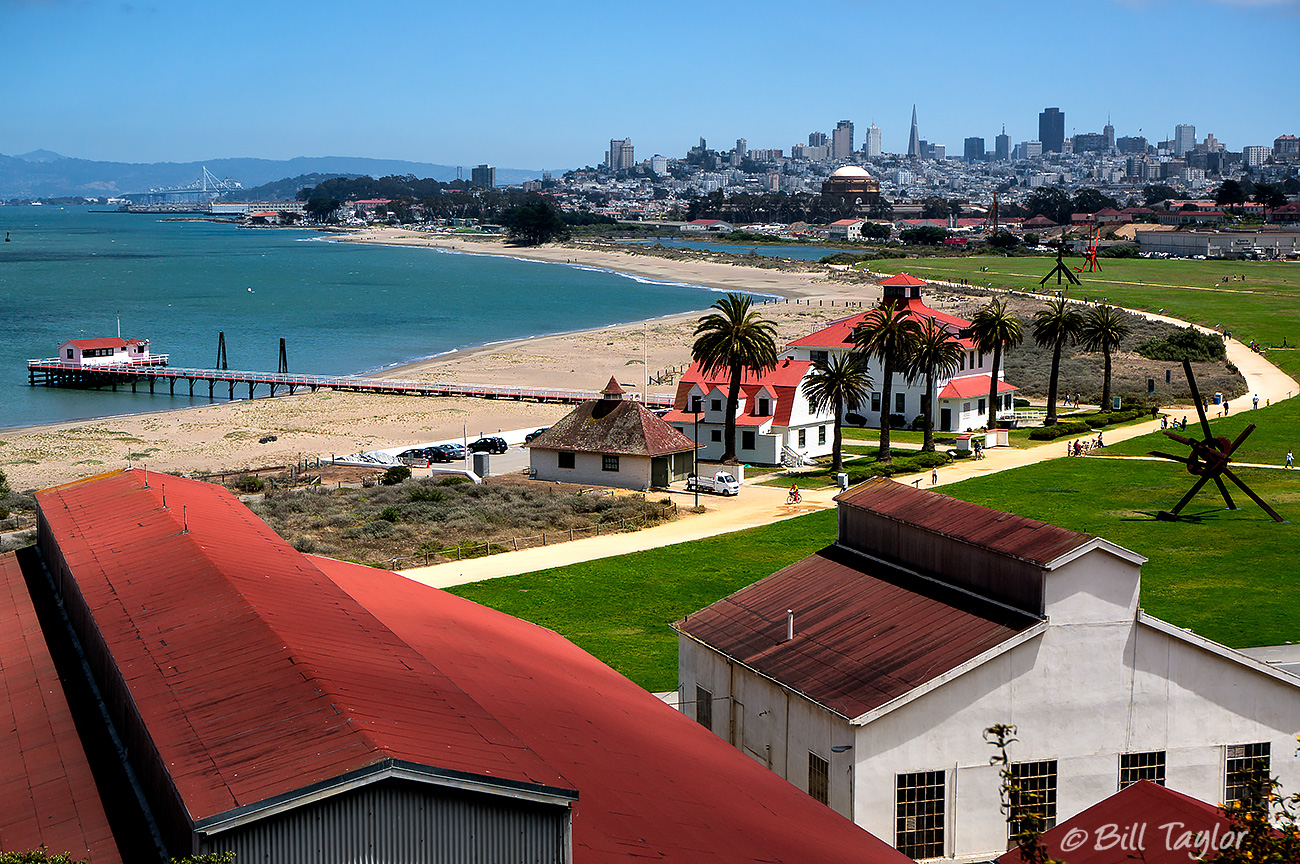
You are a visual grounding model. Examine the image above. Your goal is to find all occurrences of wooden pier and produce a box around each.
[26,357,675,408]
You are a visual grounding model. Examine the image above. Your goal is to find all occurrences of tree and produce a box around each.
[1255,183,1287,218]
[1080,304,1131,413]
[1070,188,1119,215]
[692,294,779,463]
[920,196,952,219]
[503,194,570,246]
[1025,187,1072,225]
[899,225,951,245]
[1032,297,1084,426]
[303,195,341,222]
[970,298,1024,431]
[1216,179,1248,206]
[852,304,920,462]
[905,318,962,451]
[987,229,1019,250]
[860,221,893,241]
[803,352,873,472]
[1142,184,1179,207]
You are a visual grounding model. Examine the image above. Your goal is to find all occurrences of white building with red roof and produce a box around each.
[786,273,1017,432]
[56,336,155,367]
[676,478,1300,860]
[661,356,834,466]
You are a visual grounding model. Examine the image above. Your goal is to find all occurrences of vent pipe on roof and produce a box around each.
[786,609,794,641]
[160,484,166,510]
[182,505,189,534]
[142,465,149,488]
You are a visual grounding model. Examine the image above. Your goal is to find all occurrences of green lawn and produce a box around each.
[447,509,839,691]
[873,256,1300,378]
[1102,394,1299,466]
[940,459,1299,649]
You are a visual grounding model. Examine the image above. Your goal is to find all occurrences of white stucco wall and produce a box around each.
[529,448,651,490]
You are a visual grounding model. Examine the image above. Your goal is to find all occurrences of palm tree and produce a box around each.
[852,303,920,462]
[804,352,874,472]
[1032,297,1084,425]
[691,293,779,463]
[905,319,963,452]
[970,298,1024,429]
[1080,304,1131,413]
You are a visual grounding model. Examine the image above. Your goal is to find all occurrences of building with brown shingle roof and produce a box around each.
[527,376,698,490]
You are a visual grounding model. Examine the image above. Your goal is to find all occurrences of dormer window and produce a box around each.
[758,397,770,417]
[691,395,703,412]
[711,398,722,412]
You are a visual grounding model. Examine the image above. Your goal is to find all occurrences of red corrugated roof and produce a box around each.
[938,375,1019,399]
[837,477,1091,567]
[322,557,911,864]
[788,296,971,350]
[879,273,928,287]
[996,781,1232,864]
[59,337,144,350]
[0,550,123,863]
[675,543,1039,718]
[35,470,572,824]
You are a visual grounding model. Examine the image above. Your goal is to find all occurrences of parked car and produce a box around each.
[524,428,549,444]
[423,446,453,463]
[397,448,425,461]
[468,436,508,454]
[436,443,467,460]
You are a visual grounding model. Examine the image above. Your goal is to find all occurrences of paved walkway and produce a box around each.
[397,329,1298,591]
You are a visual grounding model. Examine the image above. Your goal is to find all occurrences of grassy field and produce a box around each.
[1103,392,1298,466]
[872,256,1300,378]
[941,459,1298,649]
[447,509,838,691]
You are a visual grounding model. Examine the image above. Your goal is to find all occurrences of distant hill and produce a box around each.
[228,173,362,202]
[0,153,554,199]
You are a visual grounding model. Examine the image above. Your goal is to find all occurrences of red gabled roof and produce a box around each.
[667,358,812,429]
[938,375,1018,399]
[996,781,1232,864]
[675,542,1040,718]
[528,396,697,457]
[35,470,572,824]
[0,550,123,863]
[878,273,927,288]
[837,477,1091,567]
[59,337,145,350]
[324,558,911,863]
[788,295,971,350]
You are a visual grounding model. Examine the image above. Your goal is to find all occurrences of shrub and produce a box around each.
[1014,398,1031,408]
[407,484,444,503]
[845,412,866,427]
[888,413,907,429]
[1028,420,1091,441]
[1099,244,1140,258]
[438,475,472,486]
[1135,326,1225,362]
[381,466,412,486]
[377,506,402,523]
[233,474,264,494]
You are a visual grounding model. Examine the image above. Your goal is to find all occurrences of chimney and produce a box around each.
[786,609,794,641]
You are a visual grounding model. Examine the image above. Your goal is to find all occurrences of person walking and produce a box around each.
[1224,400,1230,416]
[1253,395,1259,411]
[931,466,939,486]
[1287,450,1294,469]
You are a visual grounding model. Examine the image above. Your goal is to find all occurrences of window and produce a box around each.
[811,350,829,364]
[969,350,976,368]
[808,753,830,805]
[711,398,722,412]
[959,353,965,371]
[1009,760,1057,837]
[674,426,685,435]
[896,770,945,859]
[710,429,722,442]
[895,392,906,414]
[978,398,986,415]
[66,349,74,359]
[758,397,770,416]
[818,425,827,445]
[691,395,703,412]
[1226,742,1271,806]
[695,685,712,730]
[1119,751,1166,789]
[602,454,620,472]
[558,451,575,469]
[742,431,756,450]
[798,429,806,447]
[962,402,971,413]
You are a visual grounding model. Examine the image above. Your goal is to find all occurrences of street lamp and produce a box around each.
[693,407,701,509]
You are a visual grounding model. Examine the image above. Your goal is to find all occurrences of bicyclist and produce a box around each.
[788,483,800,503]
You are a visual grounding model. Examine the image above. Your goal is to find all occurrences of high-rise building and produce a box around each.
[1117,136,1148,155]
[1039,107,1065,153]
[1072,132,1108,153]
[1022,140,1043,159]
[963,137,985,162]
[907,105,921,158]
[607,138,635,171]
[1103,119,1116,151]
[1174,124,1196,157]
[832,120,854,160]
[470,164,495,188]
[864,124,882,158]
[994,126,1010,162]
[649,155,668,175]
[1204,133,1223,153]
[1243,146,1270,168]
[929,143,946,161]
[735,139,747,159]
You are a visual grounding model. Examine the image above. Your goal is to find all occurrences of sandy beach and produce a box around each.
[0,232,884,491]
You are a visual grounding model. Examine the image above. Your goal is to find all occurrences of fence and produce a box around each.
[386,502,678,570]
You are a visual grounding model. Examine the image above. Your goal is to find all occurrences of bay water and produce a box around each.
[0,207,721,429]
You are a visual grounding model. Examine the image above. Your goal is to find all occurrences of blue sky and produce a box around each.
[1,0,1295,171]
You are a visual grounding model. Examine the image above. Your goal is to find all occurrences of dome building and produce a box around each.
[820,165,882,215]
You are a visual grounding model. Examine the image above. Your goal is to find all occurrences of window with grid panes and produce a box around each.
[895,770,945,859]
[808,753,829,805]
[1119,751,1166,789]
[694,686,712,730]
[1009,760,1057,837]
[1225,742,1270,806]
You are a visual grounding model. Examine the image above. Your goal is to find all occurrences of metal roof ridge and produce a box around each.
[1138,612,1300,688]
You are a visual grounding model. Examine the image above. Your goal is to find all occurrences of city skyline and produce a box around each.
[1,0,1296,171]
